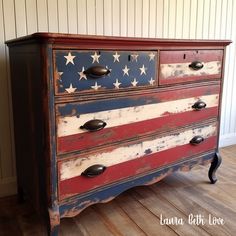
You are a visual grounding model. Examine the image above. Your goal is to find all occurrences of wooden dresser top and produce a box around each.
[6,32,232,47]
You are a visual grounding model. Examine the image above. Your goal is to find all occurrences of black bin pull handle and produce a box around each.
[192,100,207,110]
[190,136,204,145]
[80,119,107,132]
[84,66,111,78]
[189,61,204,70]
[82,164,106,177]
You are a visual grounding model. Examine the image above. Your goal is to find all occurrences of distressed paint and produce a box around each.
[54,50,157,94]
[159,49,223,85]
[57,84,220,154]
[57,94,219,138]
[59,123,217,181]
[48,205,60,234]
[57,83,220,116]
[160,50,223,64]
[59,151,216,202]
[160,61,221,80]
[58,107,218,154]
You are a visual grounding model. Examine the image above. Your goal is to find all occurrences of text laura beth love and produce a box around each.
[160,214,225,226]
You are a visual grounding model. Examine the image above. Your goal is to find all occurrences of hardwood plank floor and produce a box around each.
[0,145,235,236]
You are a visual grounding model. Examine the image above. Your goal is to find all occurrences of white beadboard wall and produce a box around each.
[0,0,236,197]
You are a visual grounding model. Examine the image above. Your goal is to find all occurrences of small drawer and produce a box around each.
[58,122,218,200]
[159,50,223,85]
[56,84,220,155]
[53,50,157,94]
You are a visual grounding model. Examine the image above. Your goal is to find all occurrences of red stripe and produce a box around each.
[57,84,220,154]
[160,50,223,64]
[58,136,217,200]
[58,107,218,154]
[159,74,221,85]
[159,50,223,84]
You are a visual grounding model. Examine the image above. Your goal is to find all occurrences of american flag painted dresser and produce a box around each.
[6,34,231,235]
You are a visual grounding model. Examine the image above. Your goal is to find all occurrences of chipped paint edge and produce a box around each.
[59,151,215,218]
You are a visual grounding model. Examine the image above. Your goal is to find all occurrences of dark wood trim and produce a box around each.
[6,32,232,47]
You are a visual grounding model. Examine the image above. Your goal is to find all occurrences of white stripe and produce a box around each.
[59,123,217,180]
[160,61,221,79]
[57,94,219,137]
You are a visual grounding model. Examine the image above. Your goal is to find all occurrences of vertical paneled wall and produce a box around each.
[0,0,235,197]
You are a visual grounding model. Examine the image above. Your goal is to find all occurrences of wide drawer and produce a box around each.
[58,122,218,200]
[159,50,223,85]
[56,84,220,155]
[53,50,157,94]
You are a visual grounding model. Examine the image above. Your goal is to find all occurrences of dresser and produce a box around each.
[6,34,231,235]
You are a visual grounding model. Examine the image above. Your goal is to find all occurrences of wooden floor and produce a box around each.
[0,145,236,236]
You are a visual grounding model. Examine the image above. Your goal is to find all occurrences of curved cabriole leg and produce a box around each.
[48,205,60,236]
[208,152,222,184]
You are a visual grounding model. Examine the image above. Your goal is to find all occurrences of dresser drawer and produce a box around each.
[159,50,223,85]
[58,122,218,200]
[54,50,157,94]
[56,84,220,155]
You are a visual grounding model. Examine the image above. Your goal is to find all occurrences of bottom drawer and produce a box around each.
[58,122,218,200]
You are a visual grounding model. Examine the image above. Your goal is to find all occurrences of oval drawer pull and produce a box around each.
[80,119,107,132]
[190,136,204,145]
[82,164,106,177]
[84,66,111,78]
[189,61,204,70]
[192,100,207,110]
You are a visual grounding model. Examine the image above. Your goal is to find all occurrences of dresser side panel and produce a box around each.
[8,43,47,212]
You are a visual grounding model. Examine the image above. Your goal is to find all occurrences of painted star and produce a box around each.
[113,79,122,89]
[122,65,130,76]
[78,67,87,80]
[139,64,147,75]
[149,77,155,85]
[131,78,138,87]
[113,52,120,62]
[65,83,77,93]
[149,52,155,61]
[91,52,101,63]
[131,53,139,62]
[64,52,76,65]
[91,82,101,90]
[106,65,112,76]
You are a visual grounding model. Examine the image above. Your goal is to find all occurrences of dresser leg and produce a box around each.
[208,152,222,184]
[48,206,60,236]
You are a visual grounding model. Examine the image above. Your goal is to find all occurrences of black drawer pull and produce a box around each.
[189,61,204,70]
[80,119,107,132]
[190,136,204,145]
[192,100,207,110]
[82,164,106,177]
[84,66,111,78]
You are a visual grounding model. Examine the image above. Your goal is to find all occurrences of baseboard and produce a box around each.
[0,177,17,198]
[219,133,236,148]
